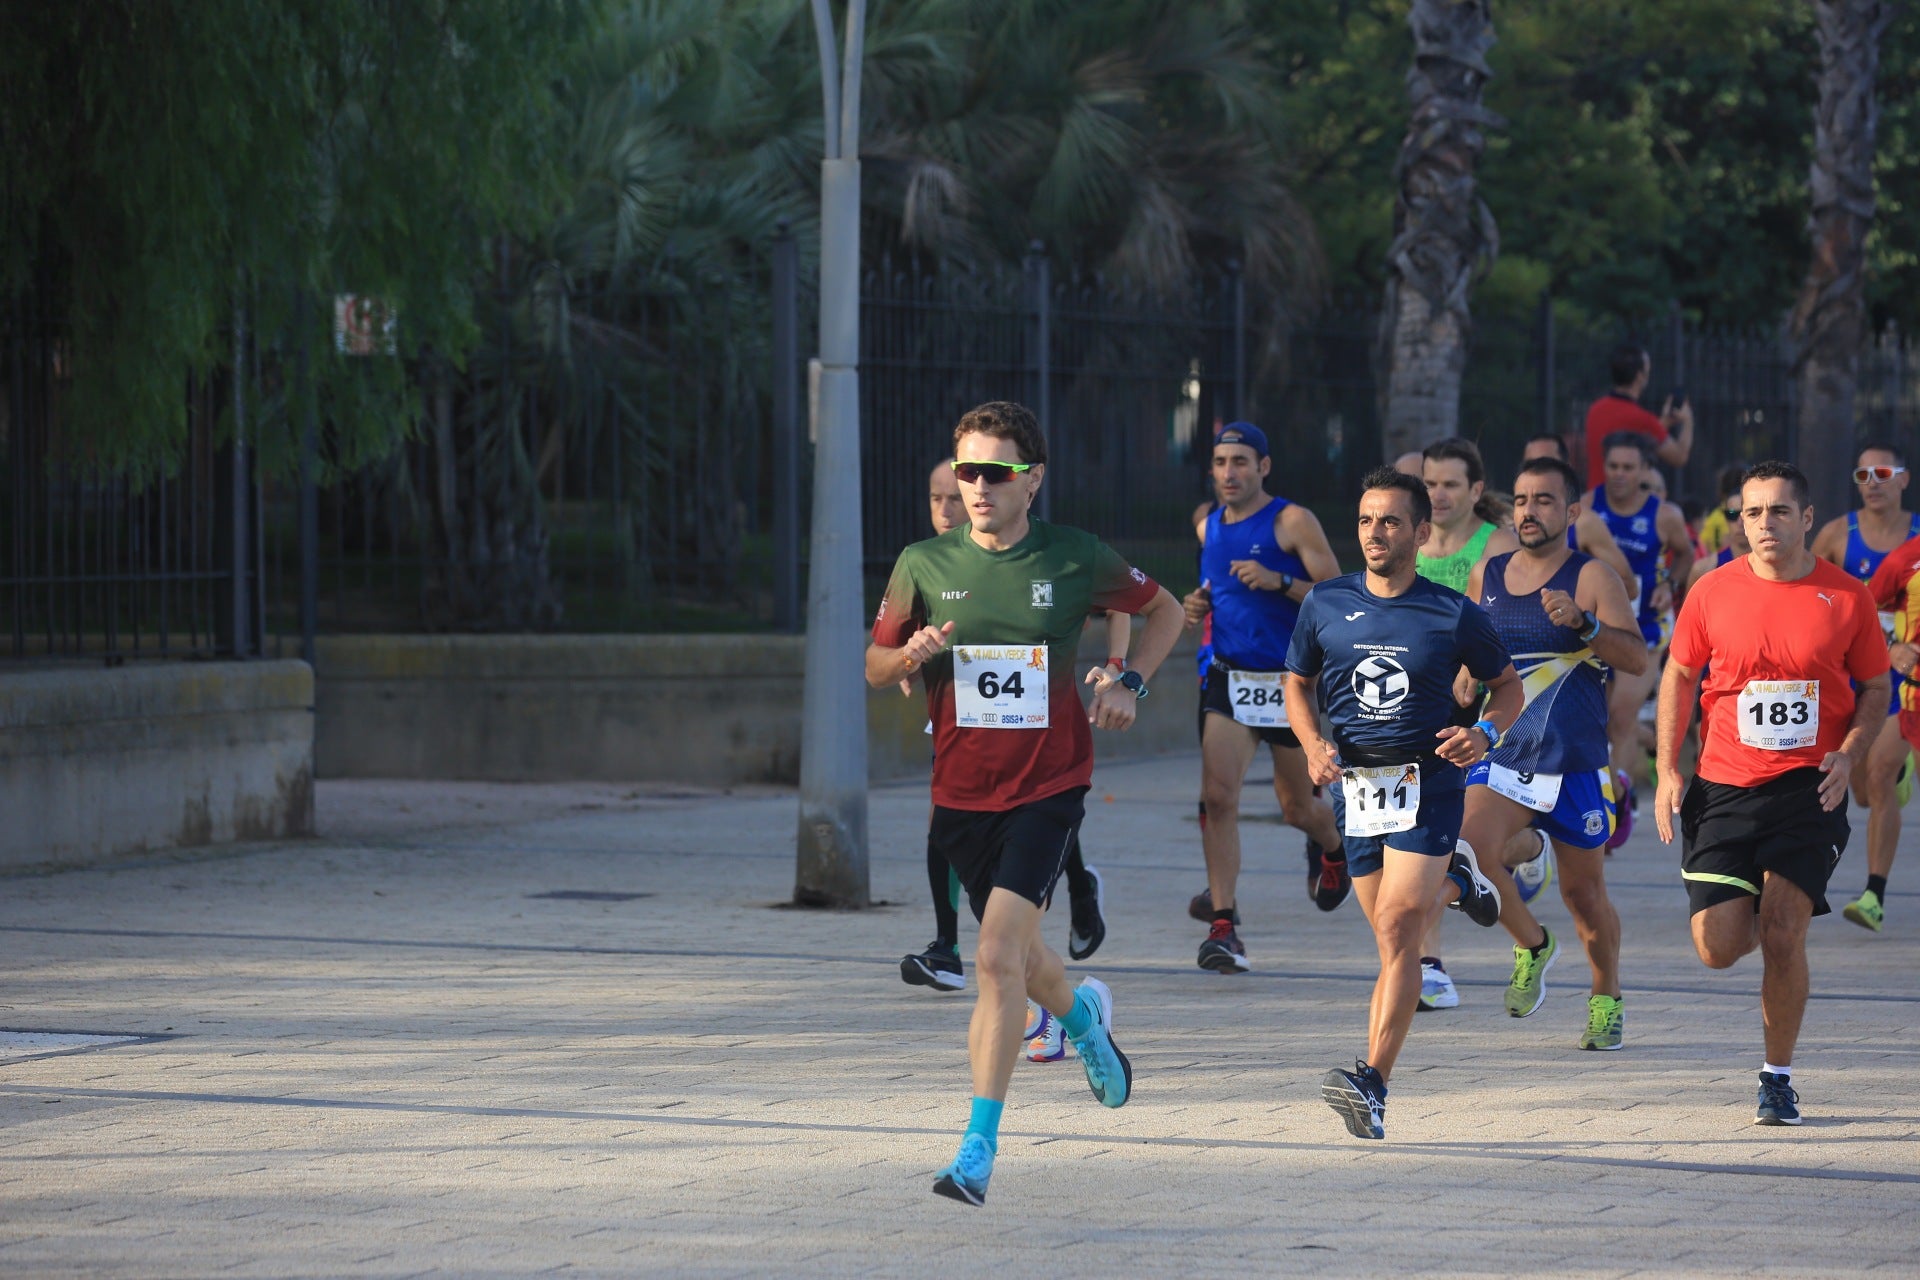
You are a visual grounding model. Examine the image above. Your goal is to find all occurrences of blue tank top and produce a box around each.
[1478,552,1611,774]
[1592,487,1662,640]
[1202,496,1308,670]
[1844,511,1920,583]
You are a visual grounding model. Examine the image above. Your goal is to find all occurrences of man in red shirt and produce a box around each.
[1862,526,1920,931]
[1582,344,1695,485]
[1655,461,1889,1127]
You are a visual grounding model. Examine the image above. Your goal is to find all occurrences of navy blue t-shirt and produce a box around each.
[1286,573,1512,788]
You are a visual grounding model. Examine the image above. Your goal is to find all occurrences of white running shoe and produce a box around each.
[1418,961,1460,1010]
[1513,831,1555,906]
[1024,1002,1068,1062]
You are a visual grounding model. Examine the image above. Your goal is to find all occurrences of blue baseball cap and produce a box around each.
[1213,421,1269,459]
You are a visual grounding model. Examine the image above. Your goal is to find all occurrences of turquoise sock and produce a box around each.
[1059,986,1097,1040]
[966,1096,1004,1151]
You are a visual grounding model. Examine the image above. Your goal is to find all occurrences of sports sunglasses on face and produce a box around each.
[951,460,1035,484]
[1854,465,1907,484]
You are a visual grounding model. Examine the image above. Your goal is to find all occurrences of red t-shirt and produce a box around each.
[1583,393,1667,485]
[871,521,1161,810]
[1671,556,1888,787]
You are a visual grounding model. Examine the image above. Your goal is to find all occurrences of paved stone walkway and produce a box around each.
[2,759,1916,1277]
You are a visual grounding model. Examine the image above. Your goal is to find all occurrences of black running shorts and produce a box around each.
[930,786,1088,922]
[1201,663,1301,748]
[1679,767,1848,917]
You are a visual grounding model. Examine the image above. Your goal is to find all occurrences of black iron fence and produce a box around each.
[7,249,1920,663]
[2,298,264,664]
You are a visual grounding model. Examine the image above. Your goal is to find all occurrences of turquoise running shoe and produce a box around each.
[932,1132,995,1205]
[1067,977,1132,1108]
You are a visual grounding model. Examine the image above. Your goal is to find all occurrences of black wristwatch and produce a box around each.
[1118,670,1148,700]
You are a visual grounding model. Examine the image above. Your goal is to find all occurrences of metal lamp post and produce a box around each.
[794,0,870,907]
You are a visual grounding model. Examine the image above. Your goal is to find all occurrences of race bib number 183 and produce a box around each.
[953,644,1050,729]
[1736,679,1818,750]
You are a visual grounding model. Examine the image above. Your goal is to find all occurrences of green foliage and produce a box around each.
[857,0,1325,303]
[1252,0,1917,334]
[1,0,587,478]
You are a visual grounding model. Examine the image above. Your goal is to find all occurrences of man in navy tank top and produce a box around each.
[1812,443,1917,931]
[1591,433,1695,816]
[1458,457,1646,1050]
[1180,423,1347,974]
[1284,469,1521,1140]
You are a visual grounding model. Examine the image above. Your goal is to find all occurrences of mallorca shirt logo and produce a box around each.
[1031,581,1054,608]
[1351,654,1410,712]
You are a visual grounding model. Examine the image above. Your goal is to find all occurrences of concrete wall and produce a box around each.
[315,632,1202,785]
[0,660,315,870]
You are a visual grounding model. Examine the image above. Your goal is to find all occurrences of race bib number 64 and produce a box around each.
[953,643,1051,729]
[1736,679,1818,750]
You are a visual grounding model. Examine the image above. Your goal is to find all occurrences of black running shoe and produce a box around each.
[900,940,965,991]
[1188,890,1241,926]
[1444,843,1502,927]
[1755,1072,1802,1126]
[1197,918,1250,973]
[1068,865,1107,961]
[1308,840,1351,912]
[1322,1059,1387,1139]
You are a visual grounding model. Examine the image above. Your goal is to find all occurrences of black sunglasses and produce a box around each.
[951,460,1035,485]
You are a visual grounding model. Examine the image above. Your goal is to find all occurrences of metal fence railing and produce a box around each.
[8,254,1920,662]
[3,296,261,664]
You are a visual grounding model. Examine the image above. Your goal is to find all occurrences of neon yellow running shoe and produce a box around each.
[1899,752,1915,809]
[1580,994,1624,1050]
[1504,926,1559,1018]
[1843,890,1884,932]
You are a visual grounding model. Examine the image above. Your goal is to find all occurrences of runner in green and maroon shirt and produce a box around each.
[868,400,1182,1206]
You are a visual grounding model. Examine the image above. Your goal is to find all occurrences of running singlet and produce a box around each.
[1591,487,1663,643]
[1201,496,1308,670]
[1843,512,1918,716]
[1844,511,1920,582]
[1868,534,1920,712]
[1416,521,1496,594]
[1671,556,1887,788]
[1285,574,1511,790]
[1478,552,1611,775]
[873,520,1160,810]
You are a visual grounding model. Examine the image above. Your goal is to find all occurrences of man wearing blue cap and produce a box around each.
[1181,422,1347,972]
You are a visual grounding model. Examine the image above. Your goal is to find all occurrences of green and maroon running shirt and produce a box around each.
[872,521,1161,811]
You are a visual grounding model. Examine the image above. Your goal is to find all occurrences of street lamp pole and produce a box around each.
[795,0,870,907]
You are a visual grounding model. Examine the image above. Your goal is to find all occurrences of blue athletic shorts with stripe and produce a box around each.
[1464,762,1617,851]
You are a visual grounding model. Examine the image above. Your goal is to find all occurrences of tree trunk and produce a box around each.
[1793,0,1892,524]
[1377,0,1502,461]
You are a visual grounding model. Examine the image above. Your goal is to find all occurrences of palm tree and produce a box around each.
[1793,0,1895,520]
[1376,0,1500,459]
[858,0,1324,306]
